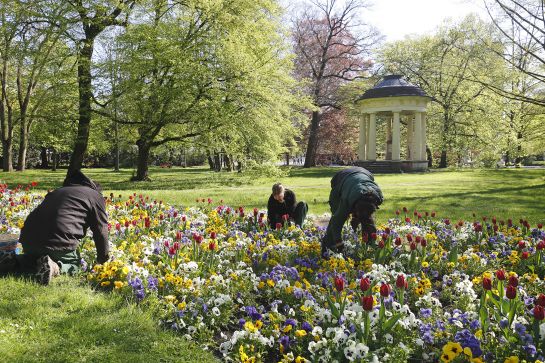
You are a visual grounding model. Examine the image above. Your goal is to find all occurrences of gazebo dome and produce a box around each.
[359,75,430,100]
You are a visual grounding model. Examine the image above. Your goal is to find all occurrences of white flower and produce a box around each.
[384,333,393,343]
[212,307,221,316]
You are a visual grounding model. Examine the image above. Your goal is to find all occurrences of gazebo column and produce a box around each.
[358,114,368,160]
[392,112,401,160]
[421,112,427,160]
[368,113,377,161]
[386,117,392,160]
[406,115,413,160]
[414,112,423,160]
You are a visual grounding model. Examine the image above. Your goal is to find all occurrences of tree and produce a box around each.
[292,0,380,167]
[64,0,135,175]
[97,0,304,180]
[381,16,502,167]
[482,0,545,106]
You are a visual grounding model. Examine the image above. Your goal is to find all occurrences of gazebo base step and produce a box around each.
[354,160,428,173]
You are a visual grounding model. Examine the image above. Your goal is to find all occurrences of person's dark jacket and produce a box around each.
[323,167,383,248]
[19,170,109,263]
[267,189,297,227]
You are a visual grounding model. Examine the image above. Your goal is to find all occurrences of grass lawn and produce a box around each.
[1,166,544,223]
[0,276,218,363]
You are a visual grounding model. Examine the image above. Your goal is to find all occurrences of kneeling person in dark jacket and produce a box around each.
[267,183,308,228]
[322,167,383,258]
[4,170,109,284]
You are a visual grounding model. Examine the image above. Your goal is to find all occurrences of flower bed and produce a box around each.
[1,185,545,362]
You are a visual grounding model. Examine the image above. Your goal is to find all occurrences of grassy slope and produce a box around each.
[1,166,544,223]
[0,276,218,363]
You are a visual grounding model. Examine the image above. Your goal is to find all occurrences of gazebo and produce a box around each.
[355,75,431,173]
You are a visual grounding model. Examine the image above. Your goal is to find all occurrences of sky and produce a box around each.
[283,0,492,42]
[362,0,491,41]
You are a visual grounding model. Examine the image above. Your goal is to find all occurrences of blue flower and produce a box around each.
[419,308,432,318]
[524,344,537,357]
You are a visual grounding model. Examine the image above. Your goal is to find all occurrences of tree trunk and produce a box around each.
[40,147,49,168]
[51,149,57,171]
[68,39,95,175]
[426,146,433,167]
[213,152,221,172]
[224,154,233,171]
[207,154,215,170]
[16,117,29,171]
[132,139,151,181]
[285,152,290,166]
[113,120,120,171]
[439,149,448,168]
[438,112,450,168]
[1,138,13,172]
[304,110,320,168]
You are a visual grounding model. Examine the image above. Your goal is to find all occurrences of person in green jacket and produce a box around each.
[322,167,383,258]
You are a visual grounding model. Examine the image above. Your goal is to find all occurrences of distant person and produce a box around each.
[0,170,109,284]
[267,183,308,228]
[322,167,383,258]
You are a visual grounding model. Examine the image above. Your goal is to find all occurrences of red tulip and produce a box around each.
[275,223,282,230]
[209,241,216,251]
[431,211,436,217]
[536,294,545,307]
[334,276,344,292]
[406,234,413,242]
[410,242,417,251]
[210,231,217,240]
[396,274,407,289]
[518,241,525,249]
[508,275,518,287]
[506,285,517,299]
[370,233,377,241]
[537,223,543,229]
[521,251,529,260]
[173,211,178,218]
[495,270,506,280]
[395,237,402,246]
[444,219,451,226]
[362,295,374,311]
[380,283,391,297]
[253,208,258,217]
[420,238,427,248]
[378,240,385,249]
[482,277,492,291]
[537,241,545,250]
[173,242,180,251]
[395,210,400,215]
[175,231,182,241]
[282,214,289,221]
[360,277,371,292]
[533,305,545,321]
[405,217,411,223]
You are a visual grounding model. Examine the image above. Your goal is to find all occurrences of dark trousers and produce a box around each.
[15,250,80,275]
[293,201,308,227]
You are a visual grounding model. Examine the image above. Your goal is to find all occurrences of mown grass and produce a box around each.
[0,276,218,363]
[1,166,544,223]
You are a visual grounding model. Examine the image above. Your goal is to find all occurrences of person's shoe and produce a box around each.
[0,252,17,274]
[36,255,60,285]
